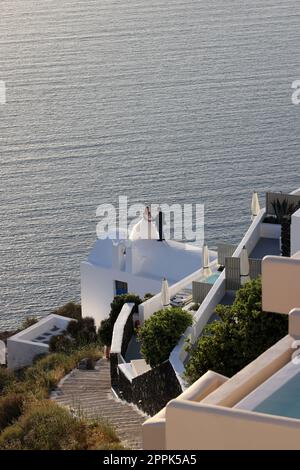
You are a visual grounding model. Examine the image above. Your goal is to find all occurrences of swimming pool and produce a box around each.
[235,361,300,420]
[203,272,221,285]
[254,371,300,419]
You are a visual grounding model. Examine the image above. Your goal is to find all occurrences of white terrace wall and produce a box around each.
[262,255,300,315]
[165,400,300,450]
[291,208,300,256]
[165,333,297,450]
[7,339,48,371]
[110,303,135,355]
[7,314,71,370]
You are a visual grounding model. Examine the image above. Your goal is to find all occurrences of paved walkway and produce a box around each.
[51,359,146,449]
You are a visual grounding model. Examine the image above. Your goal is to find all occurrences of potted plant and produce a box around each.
[271,199,300,257]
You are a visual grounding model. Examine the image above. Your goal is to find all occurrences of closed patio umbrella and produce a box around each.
[161,278,170,308]
[251,191,260,220]
[240,246,250,286]
[145,206,152,240]
[202,243,212,277]
[0,340,6,365]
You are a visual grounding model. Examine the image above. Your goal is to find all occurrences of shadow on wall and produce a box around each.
[110,356,182,416]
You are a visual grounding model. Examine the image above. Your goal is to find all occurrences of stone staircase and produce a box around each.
[51,358,146,449]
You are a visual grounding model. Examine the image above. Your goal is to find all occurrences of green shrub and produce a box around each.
[190,303,200,311]
[0,400,85,450]
[22,365,64,396]
[0,394,24,431]
[73,345,102,365]
[98,294,142,346]
[52,302,82,321]
[49,334,74,354]
[185,278,288,384]
[0,400,121,450]
[32,352,76,373]
[20,317,38,330]
[6,347,102,400]
[0,330,17,342]
[0,347,107,449]
[138,308,193,368]
[0,423,23,449]
[144,293,154,300]
[98,318,113,347]
[0,369,15,395]
[67,317,97,346]
[109,293,142,321]
[85,419,122,450]
[50,318,98,352]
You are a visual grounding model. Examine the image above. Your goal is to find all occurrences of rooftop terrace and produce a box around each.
[250,237,281,259]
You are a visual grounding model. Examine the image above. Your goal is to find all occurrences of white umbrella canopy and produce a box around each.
[202,243,212,277]
[251,191,261,220]
[240,246,250,285]
[161,278,170,308]
[0,340,6,365]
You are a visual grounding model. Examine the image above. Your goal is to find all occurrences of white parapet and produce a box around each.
[262,254,300,315]
[289,308,300,339]
[110,302,135,354]
[291,208,300,256]
[7,314,72,370]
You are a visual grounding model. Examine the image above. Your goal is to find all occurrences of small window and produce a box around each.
[115,280,128,296]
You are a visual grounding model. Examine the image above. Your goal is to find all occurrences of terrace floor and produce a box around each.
[250,237,280,259]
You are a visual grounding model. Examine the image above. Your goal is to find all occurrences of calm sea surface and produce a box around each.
[1,0,300,329]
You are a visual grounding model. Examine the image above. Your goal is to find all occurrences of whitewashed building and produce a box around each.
[81,217,216,326]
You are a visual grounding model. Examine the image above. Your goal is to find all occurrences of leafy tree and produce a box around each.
[138,308,193,368]
[98,294,142,347]
[185,278,288,384]
[66,317,97,346]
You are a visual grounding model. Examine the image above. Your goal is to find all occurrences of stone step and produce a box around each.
[52,358,146,450]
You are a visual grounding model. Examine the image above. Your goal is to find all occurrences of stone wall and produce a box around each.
[113,359,182,416]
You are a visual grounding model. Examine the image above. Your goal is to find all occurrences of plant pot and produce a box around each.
[105,345,111,360]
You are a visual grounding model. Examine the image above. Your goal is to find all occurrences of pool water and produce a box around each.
[203,273,221,285]
[254,371,300,420]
